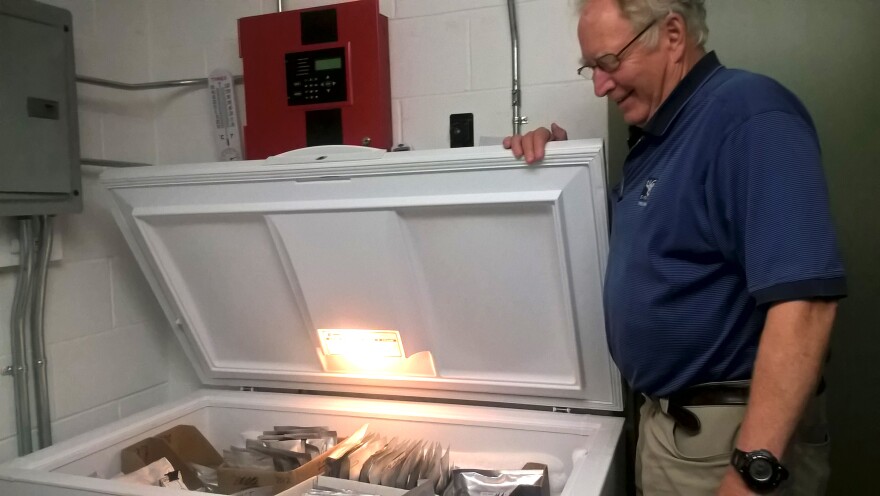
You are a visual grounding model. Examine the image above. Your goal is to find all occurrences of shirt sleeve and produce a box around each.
[707,109,847,306]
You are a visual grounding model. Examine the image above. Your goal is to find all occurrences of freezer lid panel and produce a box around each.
[102,140,622,411]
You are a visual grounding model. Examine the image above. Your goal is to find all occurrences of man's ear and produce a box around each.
[661,12,688,62]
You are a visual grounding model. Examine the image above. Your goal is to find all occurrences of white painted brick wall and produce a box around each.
[0,0,606,462]
[144,0,606,160]
[0,173,177,461]
[393,0,605,148]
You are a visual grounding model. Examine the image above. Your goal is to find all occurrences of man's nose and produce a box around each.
[592,68,615,97]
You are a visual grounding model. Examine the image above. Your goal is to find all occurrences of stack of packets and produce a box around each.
[336,432,451,492]
[295,467,549,496]
[210,423,455,494]
[227,426,339,474]
[171,422,548,496]
[113,455,275,495]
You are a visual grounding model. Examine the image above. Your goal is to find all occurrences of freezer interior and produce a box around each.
[1,390,623,495]
[1,141,625,495]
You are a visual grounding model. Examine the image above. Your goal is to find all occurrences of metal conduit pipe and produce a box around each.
[10,219,35,455]
[32,216,54,449]
[75,75,243,168]
[80,158,152,168]
[507,0,525,135]
[75,74,244,91]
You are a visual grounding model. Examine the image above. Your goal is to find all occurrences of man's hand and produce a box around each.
[503,123,568,164]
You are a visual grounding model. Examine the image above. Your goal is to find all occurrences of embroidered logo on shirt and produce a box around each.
[638,178,658,206]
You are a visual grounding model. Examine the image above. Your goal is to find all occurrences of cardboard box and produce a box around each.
[277,475,435,496]
[217,448,334,494]
[120,424,224,490]
[219,426,372,494]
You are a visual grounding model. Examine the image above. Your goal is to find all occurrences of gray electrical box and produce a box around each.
[0,0,82,216]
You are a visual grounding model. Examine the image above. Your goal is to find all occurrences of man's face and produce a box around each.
[578,0,668,126]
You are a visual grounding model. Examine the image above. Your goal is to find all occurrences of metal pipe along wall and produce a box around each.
[32,216,54,449]
[10,219,34,455]
[507,0,523,135]
[7,216,57,455]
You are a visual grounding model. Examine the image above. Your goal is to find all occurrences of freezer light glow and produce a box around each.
[318,329,404,358]
[317,330,437,376]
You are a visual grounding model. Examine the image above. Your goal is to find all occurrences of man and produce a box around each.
[504,0,846,494]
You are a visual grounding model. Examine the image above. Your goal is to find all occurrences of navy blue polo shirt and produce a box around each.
[604,52,847,397]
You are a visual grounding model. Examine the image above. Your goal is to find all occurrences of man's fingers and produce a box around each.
[508,135,524,158]
[505,126,559,164]
[522,134,537,163]
[550,123,569,141]
[526,128,553,163]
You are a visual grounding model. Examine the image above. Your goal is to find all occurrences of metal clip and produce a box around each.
[2,365,14,377]
[552,406,572,414]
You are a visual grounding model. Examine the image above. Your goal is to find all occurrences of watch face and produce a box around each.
[748,458,774,482]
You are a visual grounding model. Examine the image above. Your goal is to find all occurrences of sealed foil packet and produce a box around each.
[442,469,546,496]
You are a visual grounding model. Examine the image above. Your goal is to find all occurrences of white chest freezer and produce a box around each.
[0,140,625,496]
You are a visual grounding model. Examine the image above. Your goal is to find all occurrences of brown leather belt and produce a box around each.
[663,379,826,434]
[670,381,751,407]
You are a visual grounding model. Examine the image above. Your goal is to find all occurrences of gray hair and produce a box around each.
[578,0,709,48]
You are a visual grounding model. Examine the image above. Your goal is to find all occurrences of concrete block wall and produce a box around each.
[0,0,606,463]
[144,0,606,162]
[0,169,190,462]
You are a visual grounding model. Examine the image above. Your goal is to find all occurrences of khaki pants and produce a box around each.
[635,391,830,495]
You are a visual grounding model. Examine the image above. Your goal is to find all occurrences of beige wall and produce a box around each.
[0,0,610,462]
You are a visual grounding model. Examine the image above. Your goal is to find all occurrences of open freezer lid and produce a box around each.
[100,140,622,412]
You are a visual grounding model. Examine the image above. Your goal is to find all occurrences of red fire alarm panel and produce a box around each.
[238,0,391,159]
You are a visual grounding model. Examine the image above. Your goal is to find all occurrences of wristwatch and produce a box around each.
[730,448,789,493]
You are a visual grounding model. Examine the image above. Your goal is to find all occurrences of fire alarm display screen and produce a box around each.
[315,58,342,71]
[286,47,347,106]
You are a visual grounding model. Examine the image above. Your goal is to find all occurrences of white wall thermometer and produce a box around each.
[208,69,243,161]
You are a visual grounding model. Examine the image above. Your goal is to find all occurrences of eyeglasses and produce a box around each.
[577,18,658,80]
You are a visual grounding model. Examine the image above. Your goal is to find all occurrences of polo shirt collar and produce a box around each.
[640,51,723,138]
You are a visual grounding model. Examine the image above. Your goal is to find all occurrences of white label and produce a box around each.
[318,329,404,358]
